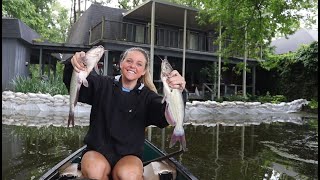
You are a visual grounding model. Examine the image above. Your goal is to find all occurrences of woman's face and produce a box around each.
[120,50,147,82]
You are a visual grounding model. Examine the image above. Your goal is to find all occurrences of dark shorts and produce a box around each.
[80,146,122,169]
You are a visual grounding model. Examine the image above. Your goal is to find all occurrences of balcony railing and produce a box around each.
[89,19,261,58]
[89,19,221,53]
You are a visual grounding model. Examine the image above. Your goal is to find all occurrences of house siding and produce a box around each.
[2,38,30,91]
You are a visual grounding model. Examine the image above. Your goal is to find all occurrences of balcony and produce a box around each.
[89,19,262,60]
[89,19,220,53]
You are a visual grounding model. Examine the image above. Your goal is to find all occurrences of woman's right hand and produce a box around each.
[71,51,86,73]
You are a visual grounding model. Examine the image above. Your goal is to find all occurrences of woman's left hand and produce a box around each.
[167,70,186,92]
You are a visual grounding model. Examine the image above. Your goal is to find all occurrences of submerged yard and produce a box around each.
[2,111,318,180]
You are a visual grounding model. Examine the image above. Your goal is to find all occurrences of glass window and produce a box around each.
[135,25,145,43]
[189,32,198,50]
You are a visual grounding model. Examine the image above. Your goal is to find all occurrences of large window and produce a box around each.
[156,27,179,48]
[135,25,145,43]
[189,32,198,50]
[188,31,207,51]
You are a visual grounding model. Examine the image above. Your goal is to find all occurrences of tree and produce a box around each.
[196,0,318,59]
[167,0,317,59]
[118,0,145,9]
[3,0,70,43]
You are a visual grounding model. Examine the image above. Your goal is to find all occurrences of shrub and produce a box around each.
[11,63,68,96]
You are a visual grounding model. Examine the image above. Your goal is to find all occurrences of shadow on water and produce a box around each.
[2,111,318,180]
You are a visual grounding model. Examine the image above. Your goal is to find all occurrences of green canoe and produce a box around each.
[40,139,198,180]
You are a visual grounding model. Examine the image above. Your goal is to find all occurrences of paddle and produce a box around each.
[143,149,184,166]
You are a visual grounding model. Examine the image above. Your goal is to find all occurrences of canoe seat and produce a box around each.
[143,160,177,179]
[59,163,82,178]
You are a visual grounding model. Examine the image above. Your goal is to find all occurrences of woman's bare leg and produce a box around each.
[112,155,143,180]
[81,151,112,180]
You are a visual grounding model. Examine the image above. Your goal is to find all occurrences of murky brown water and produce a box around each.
[2,112,318,180]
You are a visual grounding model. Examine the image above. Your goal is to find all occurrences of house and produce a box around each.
[66,0,262,98]
[270,28,318,54]
[2,18,41,91]
[2,18,93,91]
[3,0,262,99]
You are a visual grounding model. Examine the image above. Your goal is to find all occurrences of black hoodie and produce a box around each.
[63,62,168,159]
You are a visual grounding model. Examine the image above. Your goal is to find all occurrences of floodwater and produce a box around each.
[2,111,318,180]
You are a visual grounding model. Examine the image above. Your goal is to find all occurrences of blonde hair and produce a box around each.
[120,47,158,93]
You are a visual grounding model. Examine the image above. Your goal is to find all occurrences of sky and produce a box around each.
[57,0,119,12]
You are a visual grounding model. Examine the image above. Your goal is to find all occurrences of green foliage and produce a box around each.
[308,99,318,109]
[194,0,317,59]
[11,63,68,96]
[223,94,250,102]
[257,92,287,103]
[3,0,70,43]
[200,63,217,83]
[118,0,145,9]
[261,41,318,101]
[232,62,251,75]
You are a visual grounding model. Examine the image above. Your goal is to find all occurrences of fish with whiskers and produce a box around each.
[161,59,186,151]
[68,45,105,127]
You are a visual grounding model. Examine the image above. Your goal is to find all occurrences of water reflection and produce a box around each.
[2,111,318,180]
[148,120,318,180]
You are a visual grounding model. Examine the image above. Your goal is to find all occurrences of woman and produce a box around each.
[63,47,186,180]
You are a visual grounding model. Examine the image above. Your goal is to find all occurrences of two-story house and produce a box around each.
[66,0,261,98]
[3,0,262,99]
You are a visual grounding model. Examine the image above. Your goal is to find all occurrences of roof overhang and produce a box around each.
[123,0,206,30]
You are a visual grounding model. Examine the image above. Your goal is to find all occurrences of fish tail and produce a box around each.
[169,128,186,151]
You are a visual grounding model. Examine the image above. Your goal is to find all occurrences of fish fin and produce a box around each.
[68,111,74,127]
[169,128,186,151]
[161,96,165,104]
[83,79,89,87]
[165,104,176,126]
[74,85,80,107]
[94,65,100,75]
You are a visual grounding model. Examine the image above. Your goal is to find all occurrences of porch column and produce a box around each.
[150,1,155,80]
[243,29,248,98]
[103,50,109,75]
[147,10,157,140]
[214,61,217,97]
[39,48,43,77]
[252,66,256,95]
[48,55,51,79]
[182,9,187,77]
[217,20,222,99]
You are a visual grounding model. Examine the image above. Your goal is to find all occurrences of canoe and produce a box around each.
[40,139,198,180]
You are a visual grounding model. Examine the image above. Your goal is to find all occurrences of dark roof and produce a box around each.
[2,17,41,44]
[270,28,318,54]
[67,4,127,45]
[123,0,205,30]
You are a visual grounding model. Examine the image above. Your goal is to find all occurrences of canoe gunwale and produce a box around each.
[40,140,198,180]
[144,139,198,180]
[39,145,87,180]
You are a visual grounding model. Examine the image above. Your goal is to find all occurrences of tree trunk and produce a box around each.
[73,0,77,23]
[78,0,81,19]
[70,0,73,25]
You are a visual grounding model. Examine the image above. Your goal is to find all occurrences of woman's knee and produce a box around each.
[112,156,143,180]
[81,151,111,180]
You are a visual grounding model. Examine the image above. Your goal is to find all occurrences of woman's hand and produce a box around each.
[167,70,186,92]
[71,51,86,73]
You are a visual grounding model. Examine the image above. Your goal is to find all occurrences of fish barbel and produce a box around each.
[68,45,105,127]
[161,59,186,151]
